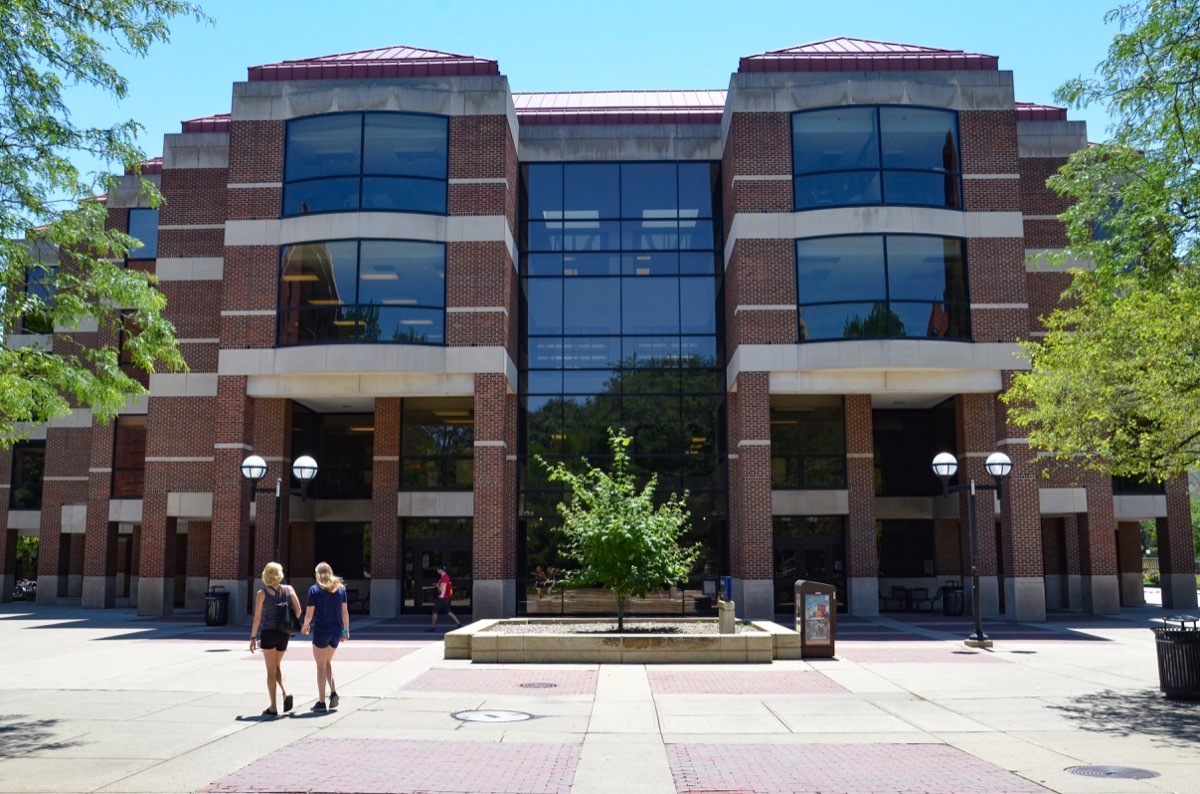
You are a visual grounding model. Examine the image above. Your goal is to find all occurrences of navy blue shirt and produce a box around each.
[306,584,346,633]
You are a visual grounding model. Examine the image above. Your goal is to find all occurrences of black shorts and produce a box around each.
[259,629,291,652]
[434,597,451,615]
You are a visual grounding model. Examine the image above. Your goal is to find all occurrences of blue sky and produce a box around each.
[71,0,1121,177]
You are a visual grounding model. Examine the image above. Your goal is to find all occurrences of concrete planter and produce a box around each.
[445,618,800,663]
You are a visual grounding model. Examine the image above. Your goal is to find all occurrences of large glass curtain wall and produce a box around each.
[519,161,727,616]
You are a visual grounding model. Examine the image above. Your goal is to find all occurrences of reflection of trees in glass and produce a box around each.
[843,302,904,338]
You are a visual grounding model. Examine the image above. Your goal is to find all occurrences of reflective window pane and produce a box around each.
[792,108,878,174]
[127,209,159,259]
[283,178,360,215]
[882,171,960,209]
[679,277,716,334]
[375,307,444,344]
[525,280,563,335]
[564,164,619,218]
[286,115,362,181]
[679,219,714,250]
[623,220,678,252]
[679,252,716,274]
[526,253,563,276]
[623,336,682,367]
[565,252,621,276]
[280,241,358,309]
[879,107,959,172]
[799,302,890,341]
[561,220,620,251]
[885,236,963,302]
[678,163,715,219]
[563,369,617,395]
[621,163,677,218]
[623,277,679,335]
[564,277,620,334]
[795,236,886,304]
[794,172,882,208]
[361,177,446,213]
[363,114,447,178]
[358,241,445,307]
[524,164,563,221]
[560,336,622,368]
[525,370,563,394]
[622,251,678,276]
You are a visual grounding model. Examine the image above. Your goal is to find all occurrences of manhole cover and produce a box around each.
[452,709,534,723]
[1066,766,1159,780]
[519,682,558,689]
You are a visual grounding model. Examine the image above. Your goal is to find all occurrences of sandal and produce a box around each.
[261,708,278,717]
[283,695,293,713]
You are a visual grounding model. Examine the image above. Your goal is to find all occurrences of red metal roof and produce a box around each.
[125,157,162,176]
[248,45,499,82]
[514,90,726,125]
[740,37,999,73]
[181,113,231,134]
[1014,101,1068,122]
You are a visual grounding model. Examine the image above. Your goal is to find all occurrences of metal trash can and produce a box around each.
[1153,615,1200,700]
[942,584,964,617]
[204,586,229,626]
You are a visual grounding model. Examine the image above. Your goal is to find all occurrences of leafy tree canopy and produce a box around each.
[539,428,700,631]
[1004,0,1200,481]
[0,0,206,446]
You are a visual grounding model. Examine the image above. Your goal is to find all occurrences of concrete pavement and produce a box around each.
[0,595,1198,793]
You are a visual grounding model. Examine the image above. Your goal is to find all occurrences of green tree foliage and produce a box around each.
[1005,0,1200,481]
[539,429,700,631]
[0,1,206,446]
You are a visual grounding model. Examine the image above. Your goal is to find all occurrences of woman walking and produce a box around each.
[249,562,302,717]
[301,561,349,712]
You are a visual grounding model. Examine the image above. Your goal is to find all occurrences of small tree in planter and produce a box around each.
[540,428,700,632]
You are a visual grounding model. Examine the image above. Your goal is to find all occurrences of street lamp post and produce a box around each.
[241,454,319,562]
[931,451,1012,649]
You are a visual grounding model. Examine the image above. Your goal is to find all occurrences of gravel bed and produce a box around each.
[482,621,755,635]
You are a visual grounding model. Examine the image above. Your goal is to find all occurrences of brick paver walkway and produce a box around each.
[667,743,1048,794]
[203,738,581,794]
[240,644,419,663]
[648,669,847,695]
[401,667,599,696]
[833,645,1008,664]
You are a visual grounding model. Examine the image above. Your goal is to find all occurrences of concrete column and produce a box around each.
[472,373,516,618]
[1158,475,1198,610]
[844,395,878,616]
[371,398,401,616]
[1116,521,1145,607]
[728,372,773,620]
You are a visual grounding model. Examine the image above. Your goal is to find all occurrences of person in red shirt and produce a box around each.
[427,563,461,632]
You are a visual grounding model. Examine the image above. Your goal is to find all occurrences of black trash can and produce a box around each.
[1152,616,1200,700]
[204,586,229,626]
[942,585,964,617]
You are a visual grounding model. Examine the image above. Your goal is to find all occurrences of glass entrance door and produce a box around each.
[402,518,472,613]
[773,516,846,613]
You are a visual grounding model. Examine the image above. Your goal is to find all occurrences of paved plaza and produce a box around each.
[1,595,1198,793]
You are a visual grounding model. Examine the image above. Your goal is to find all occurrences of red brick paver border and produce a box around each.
[203,738,580,794]
[667,743,1047,793]
[648,670,847,695]
[401,668,598,696]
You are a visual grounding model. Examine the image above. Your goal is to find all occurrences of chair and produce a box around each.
[880,585,908,612]
[908,587,930,611]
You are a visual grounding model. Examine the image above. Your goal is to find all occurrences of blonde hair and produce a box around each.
[314,561,343,593]
[261,562,284,587]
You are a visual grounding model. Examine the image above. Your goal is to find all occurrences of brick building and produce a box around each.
[2,38,1195,623]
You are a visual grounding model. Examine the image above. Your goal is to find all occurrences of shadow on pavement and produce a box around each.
[1052,689,1200,747]
[0,714,80,757]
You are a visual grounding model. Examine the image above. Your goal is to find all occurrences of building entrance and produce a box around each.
[402,518,472,613]
[773,516,846,613]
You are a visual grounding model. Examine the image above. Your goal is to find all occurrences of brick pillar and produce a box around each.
[371,397,401,615]
[129,523,141,605]
[934,517,961,577]
[184,521,211,609]
[1158,475,1198,609]
[1041,518,1065,610]
[1116,521,1145,607]
[995,383,1045,621]
[844,394,878,615]
[203,376,255,622]
[728,372,772,619]
[1061,515,1082,610]
[0,448,14,603]
[473,373,515,618]
[82,420,117,608]
[250,398,289,585]
[67,533,85,597]
[37,427,86,604]
[1075,472,1119,614]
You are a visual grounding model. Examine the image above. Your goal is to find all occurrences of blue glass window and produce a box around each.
[795,235,969,341]
[283,112,448,217]
[127,209,159,259]
[792,106,961,210]
[278,239,445,345]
